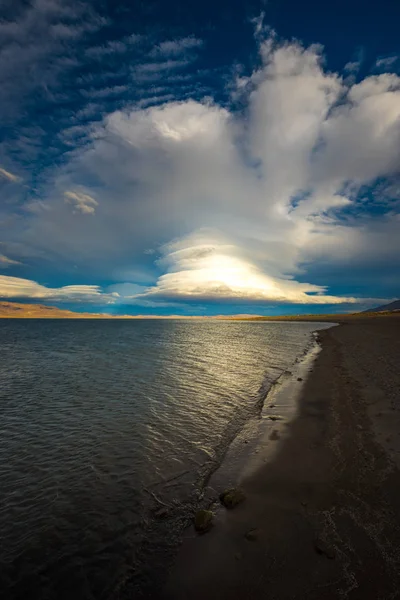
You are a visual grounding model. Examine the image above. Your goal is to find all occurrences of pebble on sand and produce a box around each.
[314,538,335,559]
[194,509,214,533]
[219,488,246,509]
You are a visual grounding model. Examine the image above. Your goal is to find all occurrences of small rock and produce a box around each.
[269,429,280,441]
[314,538,335,559]
[269,416,281,422]
[244,440,248,444]
[194,509,213,533]
[270,404,276,408]
[245,528,260,541]
[219,488,246,509]
[297,377,303,382]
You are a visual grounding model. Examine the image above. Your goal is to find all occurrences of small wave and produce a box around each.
[0,318,333,599]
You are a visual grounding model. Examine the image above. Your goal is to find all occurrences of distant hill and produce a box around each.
[0,301,137,319]
[364,300,400,313]
[0,302,211,319]
[0,301,102,318]
[1,299,399,320]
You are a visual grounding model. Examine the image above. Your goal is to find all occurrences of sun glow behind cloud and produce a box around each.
[0,22,399,311]
[136,233,367,304]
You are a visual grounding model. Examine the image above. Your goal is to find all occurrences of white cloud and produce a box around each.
[0,275,117,303]
[10,36,400,306]
[0,167,19,183]
[64,190,98,214]
[136,232,366,305]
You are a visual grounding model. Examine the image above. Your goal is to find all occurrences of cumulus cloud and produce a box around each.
[64,191,98,214]
[0,275,117,303]
[4,34,400,307]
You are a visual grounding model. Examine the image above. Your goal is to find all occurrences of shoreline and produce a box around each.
[205,323,336,498]
[162,317,400,600]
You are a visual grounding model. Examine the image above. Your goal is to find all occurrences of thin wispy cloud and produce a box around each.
[64,191,98,215]
[0,167,19,183]
[0,254,22,267]
[150,36,203,58]
[81,85,130,99]
[375,56,398,69]
[344,61,361,73]
[132,59,194,84]
[0,275,116,302]
[0,0,106,120]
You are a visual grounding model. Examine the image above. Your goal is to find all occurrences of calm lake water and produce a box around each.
[0,319,330,598]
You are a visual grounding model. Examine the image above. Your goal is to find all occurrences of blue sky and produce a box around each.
[0,0,399,315]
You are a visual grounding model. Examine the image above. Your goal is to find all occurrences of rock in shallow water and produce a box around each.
[194,509,214,533]
[219,488,246,509]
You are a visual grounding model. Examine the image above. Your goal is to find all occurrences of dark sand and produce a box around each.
[162,317,400,600]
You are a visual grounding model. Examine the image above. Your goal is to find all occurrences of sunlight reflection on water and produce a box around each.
[0,319,331,598]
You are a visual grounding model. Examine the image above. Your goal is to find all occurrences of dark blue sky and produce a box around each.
[0,0,399,315]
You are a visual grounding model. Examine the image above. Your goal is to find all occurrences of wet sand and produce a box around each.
[162,317,400,600]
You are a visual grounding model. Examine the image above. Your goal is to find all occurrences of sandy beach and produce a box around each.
[162,317,400,600]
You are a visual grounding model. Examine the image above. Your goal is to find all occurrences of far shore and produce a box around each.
[161,316,400,600]
[0,300,399,320]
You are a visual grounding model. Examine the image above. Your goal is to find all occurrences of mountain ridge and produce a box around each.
[363,300,400,313]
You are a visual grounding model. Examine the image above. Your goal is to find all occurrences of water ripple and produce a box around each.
[0,319,324,598]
